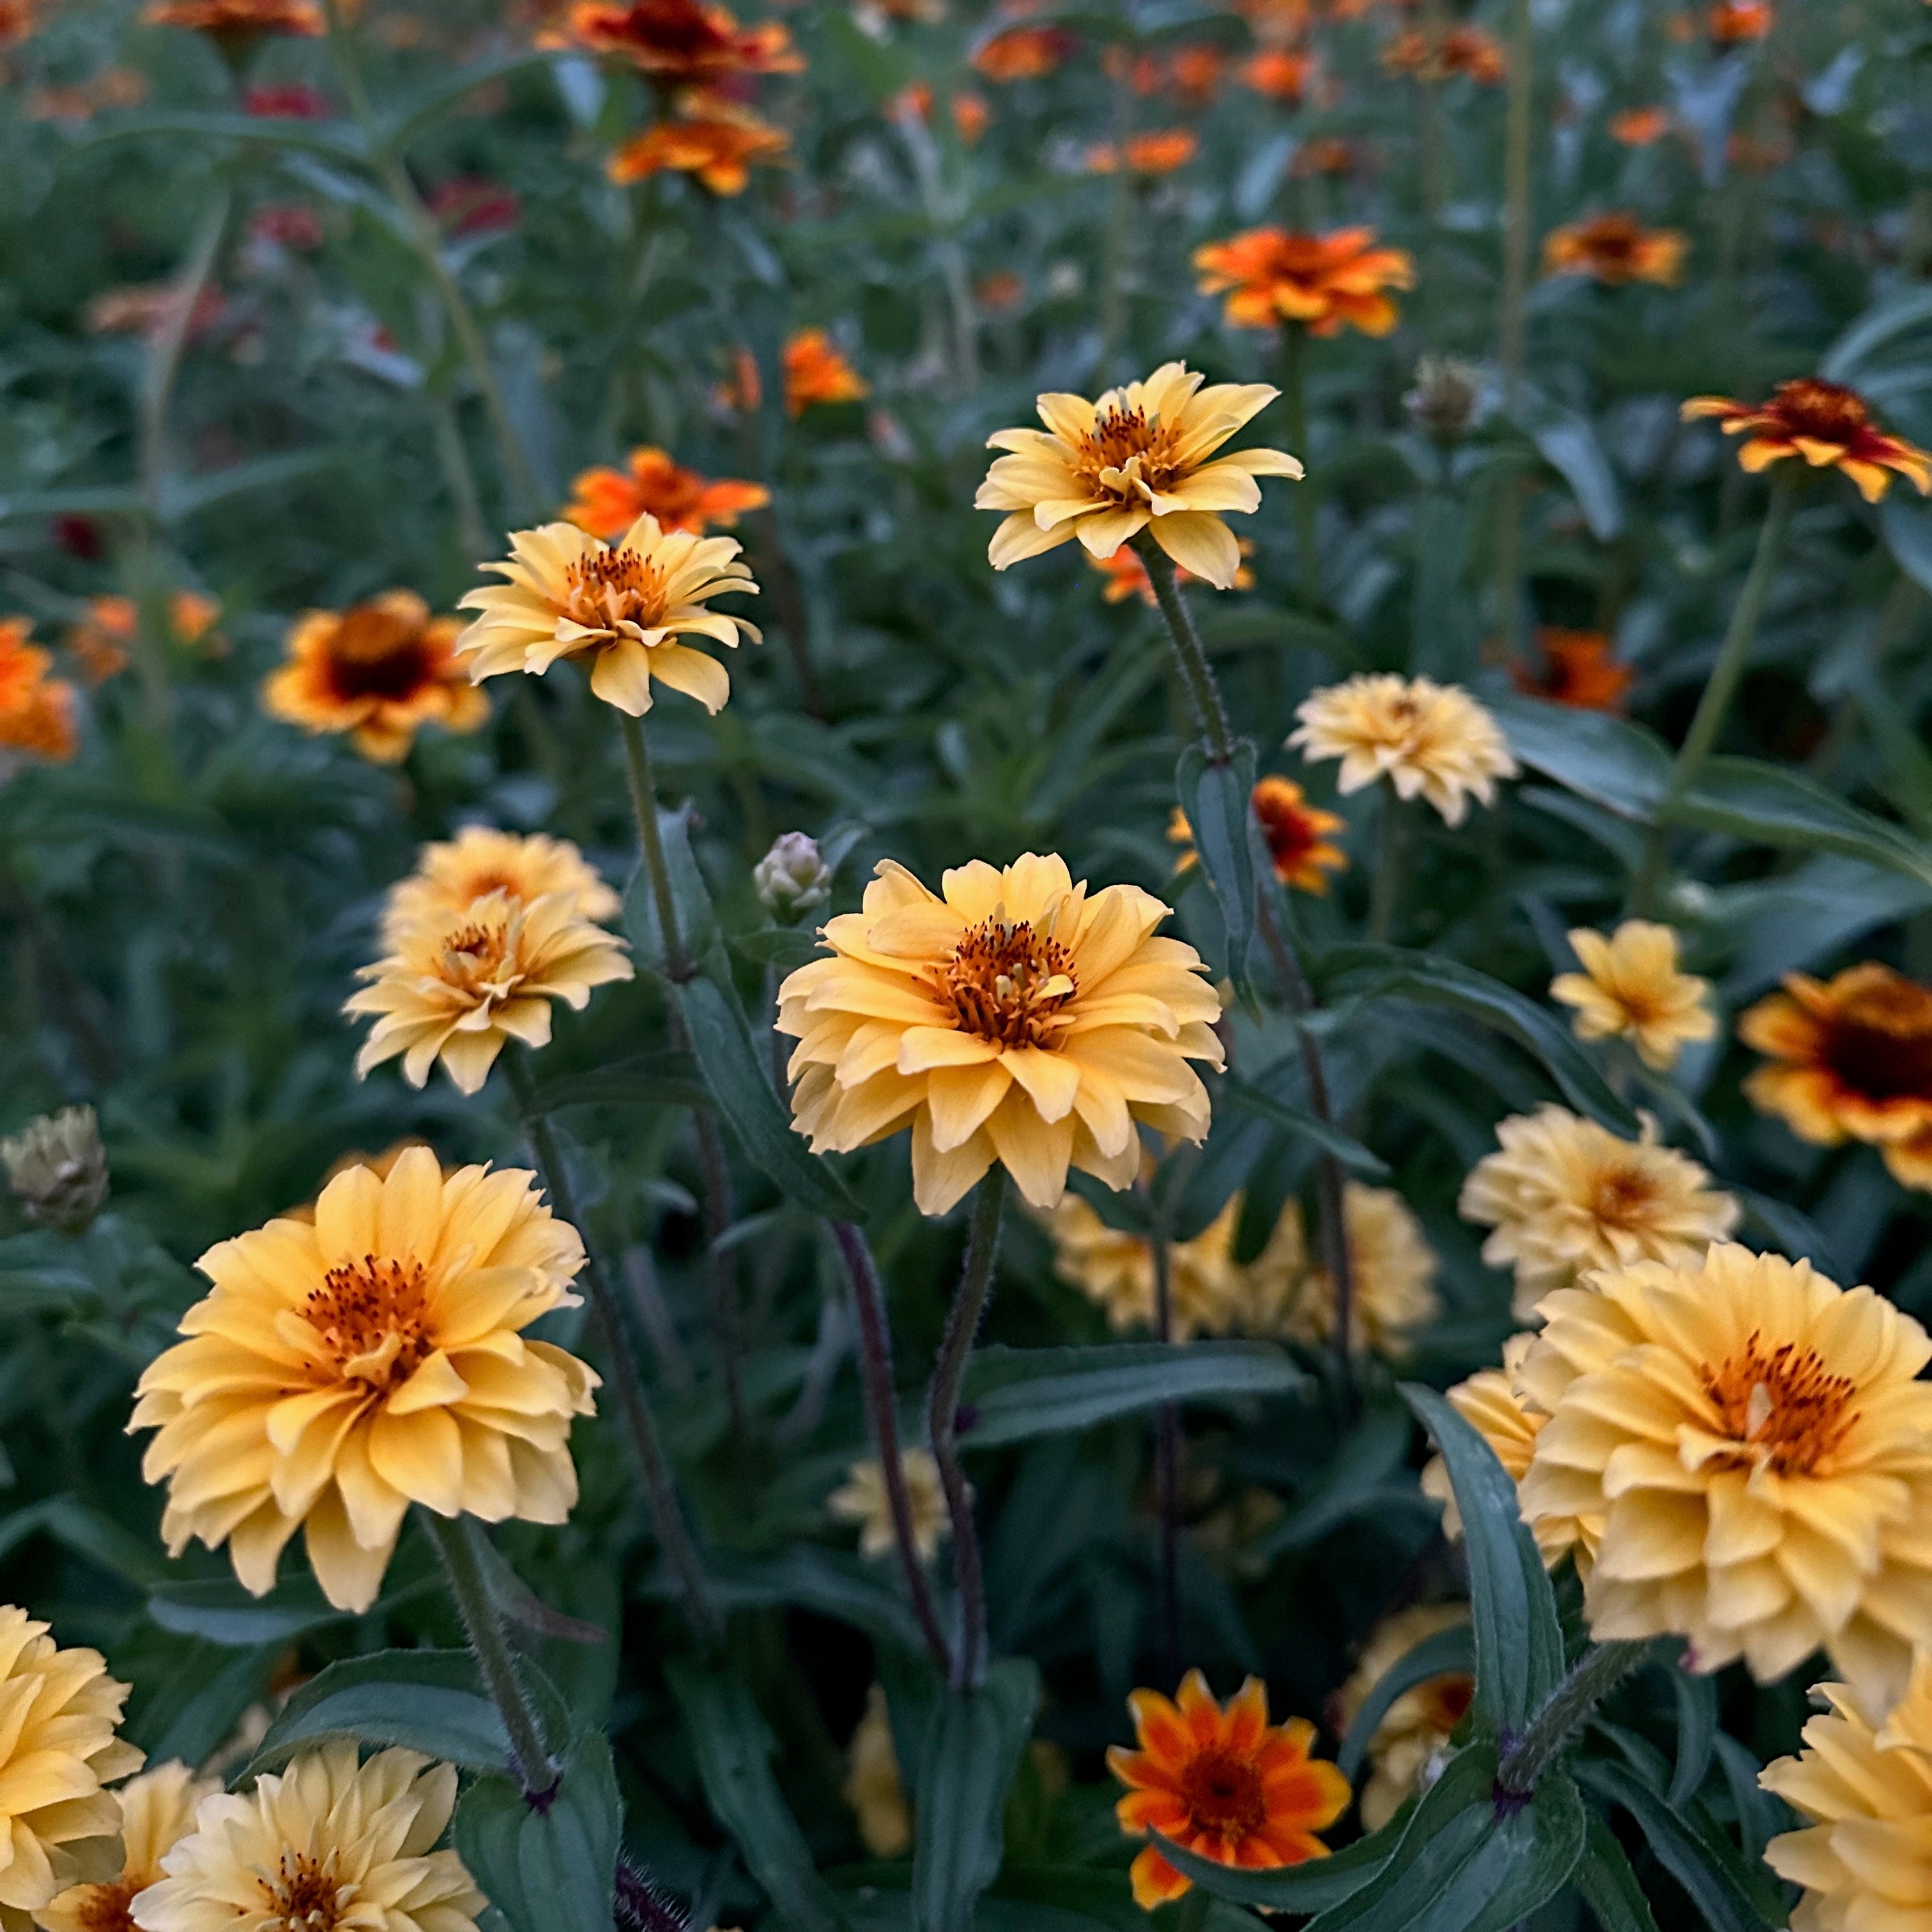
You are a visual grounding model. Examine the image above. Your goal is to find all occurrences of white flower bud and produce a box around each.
[2,1105,109,1235]
[755,832,834,920]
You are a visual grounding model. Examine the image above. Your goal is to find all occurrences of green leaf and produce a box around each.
[1402,1388,1565,1736]
[525,1050,709,1114]
[1336,1623,1473,1784]
[1820,283,1932,382]
[1485,693,1670,822]
[245,1651,510,1777]
[1176,742,1258,988]
[1220,1074,1390,1177]
[1151,1822,1392,1913]
[673,972,866,1220]
[78,107,367,161]
[1671,758,1932,889]
[147,1574,356,1648]
[733,925,825,971]
[1667,1669,1719,1808]
[669,1662,851,1932]
[958,1342,1307,1450]
[454,1732,621,1932]
[911,1659,1041,1932]
[1574,1814,1661,1932]
[1314,946,1641,1137]
[641,1545,927,1653]
[0,1496,170,1584]
[1238,1399,1432,1571]
[623,808,718,974]
[1511,395,1623,540]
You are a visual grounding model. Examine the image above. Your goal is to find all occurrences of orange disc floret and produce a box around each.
[1681,378,1932,503]
[1542,212,1687,286]
[1108,1671,1351,1909]
[783,328,868,415]
[550,0,802,81]
[606,99,788,193]
[1193,226,1414,337]
[563,446,769,541]
[1512,628,1635,712]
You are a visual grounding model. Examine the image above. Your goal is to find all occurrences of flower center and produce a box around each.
[325,604,431,703]
[436,918,519,997]
[1823,985,1932,1100]
[1590,1163,1659,1228]
[305,1256,436,1391]
[935,919,1077,1049]
[1581,217,1639,263]
[71,1880,141,1932]
[598,0,735,64]
[563,548,670,634]
[1773,378,1871,441]
[1419,1673,1475,1735]
[1179,1747,1266,1836]
[1078,403,1182,500]
[1256,796,1319,868]
[1701,1333,1859,1476]
[259,1850,351,1932]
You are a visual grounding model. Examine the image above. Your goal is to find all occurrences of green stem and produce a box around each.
[1496,1641,1650,1795]
[1174,1880,1214,1932]
[1280,323,1319,608]
[927,1166,1008,1689]
[1131,535,1235,762]
[618,710,690,981]
[1631,477,1797,914]
[1149,1222,1181,1683]
[1494,0,1535,664]
[422,1512,557,1798]
[1368,792,1406,944]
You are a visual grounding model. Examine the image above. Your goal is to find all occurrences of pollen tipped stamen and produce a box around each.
[306,1257,434,1392]
[1701,1332,1860,1476]
[933,919,1079,1048]
[562,549,671,632]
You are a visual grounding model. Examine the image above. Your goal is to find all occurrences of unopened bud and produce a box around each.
[2,1105,109,1234]
[1404,355,1487,443]
[754,832,834,921]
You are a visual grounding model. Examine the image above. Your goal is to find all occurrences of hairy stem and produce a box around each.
[1132,535,1236,762]
[1149,1228,1182,1685]
[618,710,690,983]
[1497,1641,1651,1795]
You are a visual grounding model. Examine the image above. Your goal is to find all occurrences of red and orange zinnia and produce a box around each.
[606,100,788,193]
[1681,378,1932,503]
[550,0,802,82]
[1108,1671,1351,1909]
[1706,0,1771,42]
[1170,776,1347,895]
[1512,628,1634,713]
[1542,212,1687,286]
[972,24,1074,81]
[563,446,769,541]
[1085,130,1197,176]
[141,0,322,36]
[783,328,868,415]
[1194,226,1414,337]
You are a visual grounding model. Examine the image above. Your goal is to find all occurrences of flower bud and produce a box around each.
[755,832,834,920]
[1404,355,1487,443]
[2,1105,109,1234]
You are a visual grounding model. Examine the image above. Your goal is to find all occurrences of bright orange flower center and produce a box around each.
[1589,1162,1661,1228]
[305,1257,435,1393]
[325,604,432,703]
[72,1880,141,1932]
[435,919,518,995]
[935,920,1077,1048]
[1701,1334,1859,1476]
[1254,788,1327,873]
[1821,981,1932,1099]
[259,1850,349,1931]
[1768,378,1873,442]
[563,547,671,631]
[1573,216,1643,266]
[1178,1746,1266,1836]
[1077,403,1184,498]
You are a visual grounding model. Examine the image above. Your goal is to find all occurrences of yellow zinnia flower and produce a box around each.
[776,853,1223,1216]
[347,890,633,1096]
[0,1607,141,1932]
[1517,1243,1932,1715]
[40,1763,217,1932]
[1759,1655,1932,1932]
[1043,1187,1243,1339]
[130,1148,599,1614]
[1551,920,1715,1071]
[381,826,621,948]
[974,361,1303,589]
[1287,674,1517,827]
[1332,1604,1473,1831]
[455,515,760,716]
[827,1450,949,1561]
[845,1685,911,1859]
[130,1744,484,1932]
[1458,1105,1739,1321]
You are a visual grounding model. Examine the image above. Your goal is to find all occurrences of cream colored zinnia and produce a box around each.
[1332,1604,1473,1832]
[381,825,620,947]
[974,361,1303,589]
[1551,920,1715,1071]
[130,1147,600,1614]
[776,853,1223,1216]
[1287,674,1517,827]
[0,1607,141,1932]
[1044,1188,1242,1339]
[845,1685,911,1859]
[454,514,760,716]
[1458,1105,1739,1322]
[828,1450,949,1561]
[1759,1655,1932,1932]
[347,889,633,1096]
[1517,1243,1932,1715]
[130,1744,484,1932]
[40,1763,217,1932]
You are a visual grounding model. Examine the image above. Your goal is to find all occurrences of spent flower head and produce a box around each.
[1404,354,1487,442]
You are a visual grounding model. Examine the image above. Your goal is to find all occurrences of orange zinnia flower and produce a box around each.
[1707,0,1770,40]
[551,0,802,82]
[0,618,79,763]
[1740,964,1932,1189]
[1383,24,1507,83]
[1512,629,1634,713]
[891,82,991,142]
[1170,776,1346,894]
[141,0,322,35]
[562,446,768,540]
[1681,378,1932,502]
[783,328,868,415]
[65,591,222,686]
[607,100,788,192]
[1108,1671,1351,1908]
[1542,212,1687,286]
[1609,105,1672,144]
[972,24,1074,81]
[1292,137,1365,178]
[1241,48,1312,101]
[1085,130,1197,175]
[1194,226,1414,336]
[261,590,489,763]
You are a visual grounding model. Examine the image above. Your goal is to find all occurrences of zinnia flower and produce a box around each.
[845,1686,910,1859]
[40,1763,216,1932]
[561,445,769,542]
[1759,1657,1932,1932]
[1551,919,1715,1071]
[0,617,79,764]
[1739,962,1932,1190]
[1044,1188,1243,1339]
[550,0,802,81]
[1542,211,1687,286]
[1170,775,1347,895]
[381,826,620,947]
[67,593,222,687]
[776,852,1223,1216]
[1516,1243,1932,1714]
[606,100,789,194]
[1108,1671,1350,1908]
[1331,1605,1473,1831]
[1609,105,1672,144]
[1288,674,1516,827]
[1512,627,1634,711]
[1089,539,1254,604]
[1193,226,1414,336]
[972,24,1074,81]
[1241,48,1312,100]
[1682,378,1932,503]
[262,591,489,764]
[1459,1105,1739,1321]
[975,362,1302,588]
[130,1744,486,1932]
[0,1607,141,1932]
[783,328,869,415]
[455,516,760,716]
[1085,130,1197,174]
[891,82,991,143]
[1381,24,1506,82]
[827,1449,949,1560]
[141,0,321,36]
[1706,0,1770,40]
[130,1147,600,1613]
[347,891,633,1095]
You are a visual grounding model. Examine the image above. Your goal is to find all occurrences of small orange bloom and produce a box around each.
[1171,776,1346,894]
[1292,137,1365,178]
[1085,130,1197,175]
[606,100,788,192]
[1194,226,1414,337]
[1159,43,1227,105]
[1241,47,1313,101]
[972,24,1073,81]
[1383,24,1506,83]
[1091,540,1254,605]
[1108,1671,1351,1909]
[1609,105,1672,144]
[551,0,802,82]
[1707,0,1770,41]
[892,81,991,142]
[715,344,763,413]
[1511,629,1634,713]
[562,446,768,540]
[783,328,868,415]
[1740,964,1932,1189]
[141,0,322,35]
[976,270,1024,313]
[1542,212,1687,286]
[0,618,79,764]
[261,590,489,763]
[66,591,223,685]
[1682,378,1932,502]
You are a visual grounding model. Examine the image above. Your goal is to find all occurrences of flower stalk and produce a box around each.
[1149,1225,1183,1683]
[1496,1640,1651,1795]
[1368,792,1407,944]
[1132,536,1236,762]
